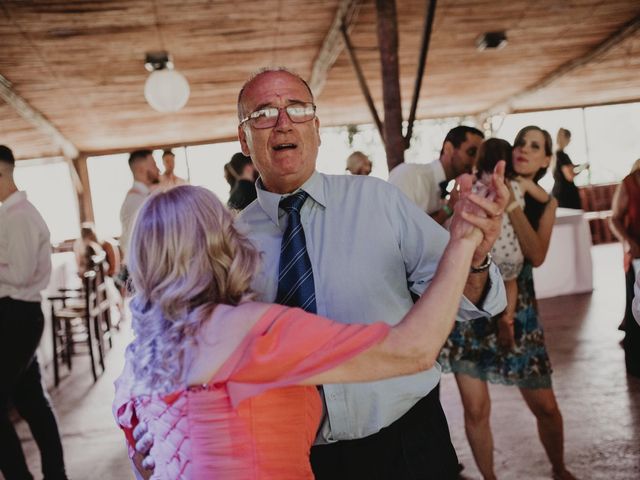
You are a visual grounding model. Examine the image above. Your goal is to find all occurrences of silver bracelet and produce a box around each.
[470,253,492,273]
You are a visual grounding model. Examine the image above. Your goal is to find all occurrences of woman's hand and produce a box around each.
[448,177,461,210]
[515,176,536,194]
[448,174,484,247]
[133,421,155,476]
[464,161,510,265]
[626,239,640,258]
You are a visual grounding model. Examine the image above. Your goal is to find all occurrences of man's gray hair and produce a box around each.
[236,67,314,122]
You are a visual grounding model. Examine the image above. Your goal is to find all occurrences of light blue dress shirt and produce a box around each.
[237,171,506,443]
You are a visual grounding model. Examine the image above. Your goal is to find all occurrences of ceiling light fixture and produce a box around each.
[144,51,190,113]
[476,31,508,51]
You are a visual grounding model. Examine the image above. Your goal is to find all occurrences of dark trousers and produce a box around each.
[624,268,640,377]
[310,385,459,480]
[0,297,67,480]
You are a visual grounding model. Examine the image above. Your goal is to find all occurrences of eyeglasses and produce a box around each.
[240,103,316,129]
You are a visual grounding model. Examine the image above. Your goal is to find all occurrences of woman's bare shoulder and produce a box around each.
[187,302,276,386]
[199,302,275,345]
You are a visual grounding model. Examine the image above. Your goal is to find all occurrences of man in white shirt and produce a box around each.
[159,149,187,188]
[119,149,160,263]
[0,145,68,480]
[389,126,484,224]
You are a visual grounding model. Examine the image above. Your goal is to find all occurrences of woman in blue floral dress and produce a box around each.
[439,126,576,480]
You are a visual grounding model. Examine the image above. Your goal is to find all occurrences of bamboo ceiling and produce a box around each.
[1,0,639,161]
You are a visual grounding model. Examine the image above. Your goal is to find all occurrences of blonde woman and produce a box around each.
[113,175,501,479]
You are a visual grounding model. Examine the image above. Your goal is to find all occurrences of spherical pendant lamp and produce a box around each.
[144,51,190,113]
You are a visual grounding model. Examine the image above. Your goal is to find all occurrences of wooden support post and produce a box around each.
[309,0,362,97]
[405,0,437,149]
[73,155,94,223]
[376,0,405,172]
[340,23,385,141]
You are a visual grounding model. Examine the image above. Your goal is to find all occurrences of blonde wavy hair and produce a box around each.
[126,185,259,394]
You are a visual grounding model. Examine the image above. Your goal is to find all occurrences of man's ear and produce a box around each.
[315,117,321,146]
[238,125,251,156]
[443,141,454,158]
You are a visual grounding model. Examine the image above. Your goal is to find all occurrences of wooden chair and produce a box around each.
[49,252,113,386]
[579,183,619,245]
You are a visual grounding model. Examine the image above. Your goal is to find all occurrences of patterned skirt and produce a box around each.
[438,263,553,389]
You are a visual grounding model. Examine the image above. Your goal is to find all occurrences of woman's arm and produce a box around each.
[301,237,477,384]
[562,163,589,182]
[561,164,577,182]
[507,193,557,268]
[301,168,508,385]
[519,177,550,204]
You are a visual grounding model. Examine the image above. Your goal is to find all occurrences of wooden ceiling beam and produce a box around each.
[308,0,362,97]
[479,12,640,119]
[0,73,83,191]
[0,74,79,160]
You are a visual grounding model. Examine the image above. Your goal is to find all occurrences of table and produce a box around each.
[532,208,594,299]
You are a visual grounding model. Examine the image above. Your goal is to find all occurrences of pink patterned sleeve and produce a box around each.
[224,307,390,407]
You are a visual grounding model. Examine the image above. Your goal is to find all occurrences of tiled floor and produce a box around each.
[10,243,640,479]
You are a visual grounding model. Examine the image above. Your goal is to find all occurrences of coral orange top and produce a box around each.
[114,304,389,479]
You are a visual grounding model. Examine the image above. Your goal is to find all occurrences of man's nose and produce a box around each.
[274,108,293,131]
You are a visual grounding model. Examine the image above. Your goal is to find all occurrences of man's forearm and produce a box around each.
[429,208,449,226]
[463,269,489,306]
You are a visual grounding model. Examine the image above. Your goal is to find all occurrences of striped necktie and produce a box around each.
[275,190,317,313]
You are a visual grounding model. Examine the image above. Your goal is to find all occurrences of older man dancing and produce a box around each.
[131,68,508,479]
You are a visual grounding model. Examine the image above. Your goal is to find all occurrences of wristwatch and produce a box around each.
[470,253,492,273]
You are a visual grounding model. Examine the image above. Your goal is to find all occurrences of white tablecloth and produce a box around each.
[532,208,593,299]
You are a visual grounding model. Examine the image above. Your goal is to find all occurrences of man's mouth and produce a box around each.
[272,143,297,151]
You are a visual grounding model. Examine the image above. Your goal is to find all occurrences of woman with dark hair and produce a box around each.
[551,128,589,209]
[439,126,576,480]
[224,152,257,210]
[473,138,550,349]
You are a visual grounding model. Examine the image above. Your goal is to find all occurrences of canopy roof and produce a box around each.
[1,0,639,161]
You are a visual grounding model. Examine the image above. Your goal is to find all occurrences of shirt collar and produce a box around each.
[433,160,446,184]
[255,171,327,226]
[0,190,26,212]
[132,181,151,195]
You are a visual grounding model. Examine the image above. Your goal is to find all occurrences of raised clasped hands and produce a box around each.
[449,161,509,265]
